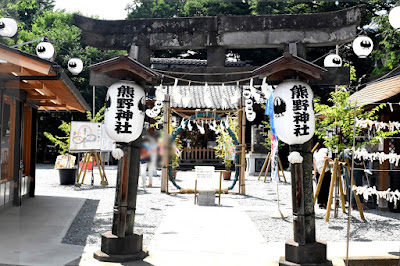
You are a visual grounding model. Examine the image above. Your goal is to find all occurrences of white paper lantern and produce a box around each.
[324,54,342,67]
[36,42,56,60]
[104,81,146,143]
[67,58,83,75]
[352,36,373,58]
[246,111,256,122]
[273,80,315,145]
[243,90,251,99]
[0,18,18,37]
[389,6,400,30]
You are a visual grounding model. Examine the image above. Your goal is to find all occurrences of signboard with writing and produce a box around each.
[195,166,215,179]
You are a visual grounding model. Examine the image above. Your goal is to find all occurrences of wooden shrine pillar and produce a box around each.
[239,94,246,194]
[161,94,170,193]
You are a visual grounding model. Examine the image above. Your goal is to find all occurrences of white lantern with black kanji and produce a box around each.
[104,81,146,143]
[273,80,315,145]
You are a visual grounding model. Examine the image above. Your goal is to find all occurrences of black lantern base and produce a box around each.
[279,239,328,266]
[93,231,148,263]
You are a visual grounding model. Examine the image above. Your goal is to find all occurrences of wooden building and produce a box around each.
[0,43,89,208]
[349,68,400,207]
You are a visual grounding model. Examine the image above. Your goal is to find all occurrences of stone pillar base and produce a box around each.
[279,239,328,265]
[93,231,148,263]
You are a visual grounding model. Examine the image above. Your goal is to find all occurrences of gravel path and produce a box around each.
[35,164,400,249]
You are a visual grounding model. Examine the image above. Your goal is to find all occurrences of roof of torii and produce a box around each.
[74,5,365,50]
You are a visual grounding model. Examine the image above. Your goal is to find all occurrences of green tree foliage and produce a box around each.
[314,90,399,153]
[371,12,400,75]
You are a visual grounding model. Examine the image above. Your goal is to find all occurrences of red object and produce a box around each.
[79,157,96,170]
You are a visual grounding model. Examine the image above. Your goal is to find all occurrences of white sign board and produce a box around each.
[100,124,116,151]
[69,122,102,151]
[69,122,116,152]
[195,166,215,179]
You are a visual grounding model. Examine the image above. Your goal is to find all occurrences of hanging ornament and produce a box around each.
[36,41,56,61]
[145,109,157,118]
[220,120,225,131]
[324,54,342,67]
[273,80,315,145]
[389,6,400,30]
[181,118,186,129]
[68,58,83,75]
[155,85,165,102]
[224,116,230,129]
[246,111,256,122]
[0,18,18,38]
[352,36,373,58]
[197,121,205,134]
[245,99,253,106]
[243,89,252,99]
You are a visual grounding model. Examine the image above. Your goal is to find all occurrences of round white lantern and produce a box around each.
[104,81,146,143]
[0,18,18,37]
[273,80,315,145]
[67,58,83,75]
[246,111,256,122]
[352,36,373,58]
[389,6,400,30]
[36,42,55,60]
[243,90,251,99]
[324,54,342,67]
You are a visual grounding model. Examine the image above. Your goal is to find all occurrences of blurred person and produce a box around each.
[140,139,152,188]
[313,148,332,208]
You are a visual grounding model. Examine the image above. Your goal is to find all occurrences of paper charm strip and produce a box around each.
[352,185,400,203]
[355,118,400,132]
[354,148,400,165]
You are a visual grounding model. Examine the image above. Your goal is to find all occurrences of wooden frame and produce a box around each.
[314,158,365,222]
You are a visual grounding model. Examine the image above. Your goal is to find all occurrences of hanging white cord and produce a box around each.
[346,102,358,266]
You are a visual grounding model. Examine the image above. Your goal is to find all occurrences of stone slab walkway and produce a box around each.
[0,195,85,266]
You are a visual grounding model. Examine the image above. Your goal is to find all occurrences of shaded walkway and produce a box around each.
[0,196,85,265]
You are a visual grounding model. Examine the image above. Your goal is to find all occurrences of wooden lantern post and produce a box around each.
[253,50,350,265]
[88,55,159,262]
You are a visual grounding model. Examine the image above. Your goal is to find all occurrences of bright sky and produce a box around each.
[54,0,133,20]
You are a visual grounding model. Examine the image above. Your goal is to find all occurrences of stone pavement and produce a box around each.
[79,194,400,266]
[0,195,86,266]
[80,196,277,266]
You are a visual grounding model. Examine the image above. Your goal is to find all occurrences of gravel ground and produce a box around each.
[35,164,400,249]
[236,173,400,242]
[35,164,186,248]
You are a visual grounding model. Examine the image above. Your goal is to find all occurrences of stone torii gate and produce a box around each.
[74,5,364,68]
[74,6,363,264]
